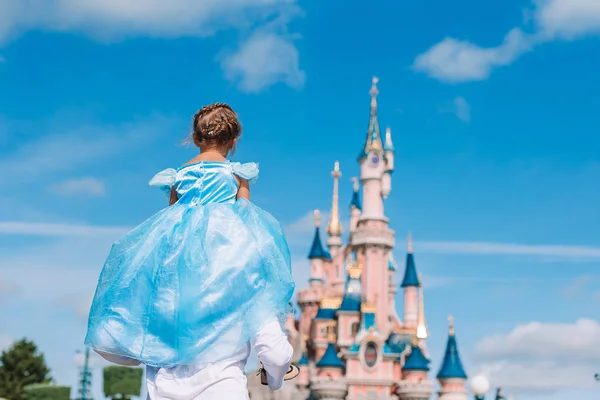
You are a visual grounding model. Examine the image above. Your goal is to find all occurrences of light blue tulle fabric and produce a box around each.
[85,161,295,368]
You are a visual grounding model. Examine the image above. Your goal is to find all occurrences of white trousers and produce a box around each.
[145,318,293,400]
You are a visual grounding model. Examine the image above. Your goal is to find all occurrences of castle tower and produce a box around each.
[313,297,342,361]
[296,352,310,390]
[402,234,420,329]
[387,252,403,332]
[297,210,331,352]
[352,76,396,333]
[382,127,394,198]
[396,341,434,400]
[309,210,330,287]
[312,328,348,400]
[349,177,362,232]
[437,316,468,400]
[416,273,429,356]
[327,161,345,292]
[336,253,362,349]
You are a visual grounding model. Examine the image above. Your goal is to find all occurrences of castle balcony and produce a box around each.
[396,379,434,400]
[350,226,395,248]
[311,378,348,400]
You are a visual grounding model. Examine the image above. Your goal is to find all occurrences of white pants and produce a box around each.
[146,359,250,400]
[145,318,293,400]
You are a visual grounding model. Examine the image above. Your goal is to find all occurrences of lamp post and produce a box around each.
[75,347,93,400]
[470,375,490,400]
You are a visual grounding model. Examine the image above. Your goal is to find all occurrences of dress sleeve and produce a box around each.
[231,162,259,185]
[148,168,177,197]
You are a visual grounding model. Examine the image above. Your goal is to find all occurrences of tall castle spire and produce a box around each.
[308,209,330,260]
[327,161,343,238]
[360,77,383,159]
[437,316,467,380]
[402,234,420,287]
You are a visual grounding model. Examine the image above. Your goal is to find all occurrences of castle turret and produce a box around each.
[309,210,330,288]
[437,316,468,400]
[313,297,342,361]
[353,77,396,332]
[358,76,386,221]
[349,177,361,232]
[326,161,344,292]
[296,352,310,390]
[381,127,394,198]
[416,273,429,356]
[396,340,434,400]
[337,253,362,349]
[312,329,348,400]
[387,252,402,331]
[402,234,420,329]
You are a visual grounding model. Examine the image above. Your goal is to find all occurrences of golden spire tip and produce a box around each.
[352,177,359,192]
[448,315,455,336]
[314,209,320,227]
[408,233,413,253]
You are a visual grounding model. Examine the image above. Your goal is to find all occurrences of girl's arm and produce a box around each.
[236,178,250,200]
[169,187,178,205]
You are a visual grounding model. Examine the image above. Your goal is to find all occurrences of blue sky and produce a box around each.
[1,0,599,399]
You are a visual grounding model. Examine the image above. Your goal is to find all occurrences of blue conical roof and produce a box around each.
[314,307,337,320]
[339,273,362,312]
[401,252,420,287]
[437,332,467,379]
[316,343,344,369]
[298,353,308,365]
[402,344,430,371]
[350,188,362,211]
[308,227,330,260]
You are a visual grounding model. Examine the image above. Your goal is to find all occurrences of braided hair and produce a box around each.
[191,103,242,148]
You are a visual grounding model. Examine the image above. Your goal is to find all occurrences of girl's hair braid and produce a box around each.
[191,102,242,148]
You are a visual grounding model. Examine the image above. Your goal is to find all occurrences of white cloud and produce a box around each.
[0,221,130,237]
[0,0,297,42]
[453,97,471,123]
[439,96,472,122]
[415,240,600,260]
[414,0,600,83]
[221,31,305,93]
[562,275,599,299]
[472,319,600,394]
[533,0,600,39]
[50,177,106,197]
[283,210,331,244]
[0,1,304,92]
[413,29,532,83]
[0,115,176,183]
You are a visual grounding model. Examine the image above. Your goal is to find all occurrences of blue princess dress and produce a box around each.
[84,161,295,368]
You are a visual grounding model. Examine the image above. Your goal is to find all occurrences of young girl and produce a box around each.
[85,103,299,398]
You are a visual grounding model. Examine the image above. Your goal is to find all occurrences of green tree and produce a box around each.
[0,339,51,400]
[23,384,70,400]
[103,366,143,400]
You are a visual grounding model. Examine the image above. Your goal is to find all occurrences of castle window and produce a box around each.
[351,322,359,336]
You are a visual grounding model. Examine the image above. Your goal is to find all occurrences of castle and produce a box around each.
[248,77,473,400]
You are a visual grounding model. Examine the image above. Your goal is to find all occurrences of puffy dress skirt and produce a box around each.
[84,198,295,368]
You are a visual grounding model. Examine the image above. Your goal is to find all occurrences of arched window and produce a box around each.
[351,322,359,336]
